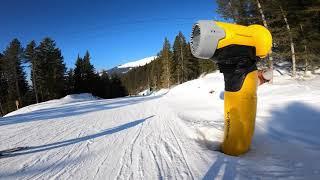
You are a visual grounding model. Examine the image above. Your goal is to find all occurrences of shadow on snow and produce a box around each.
[202,102,320,179]
[0,94,163,126]
[2,115,154,158]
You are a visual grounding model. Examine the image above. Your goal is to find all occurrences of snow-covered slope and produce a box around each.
[1,72,320,179]
[107,56,157,74]
[118,56,157,68]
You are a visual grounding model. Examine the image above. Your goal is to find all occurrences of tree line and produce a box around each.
[0,38,127,116]
[0,33,215,116]
[120,32,217,95]
[216,0,320,77]
[2,0,317,115]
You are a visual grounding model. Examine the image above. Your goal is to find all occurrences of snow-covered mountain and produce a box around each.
[108,56,157,75]
[1,71,320,179]
[118,56,157,68]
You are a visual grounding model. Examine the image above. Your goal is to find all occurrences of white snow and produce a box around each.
[138,88,152,96]
[4,94,99,117]
[118,56,157,68]
[1,71,320,179]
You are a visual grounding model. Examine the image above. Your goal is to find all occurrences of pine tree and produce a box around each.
[0,53,6,116]
[149,58,158,90]
[25,40,39,103]
[83,51,98,93]
[1,39,29,111]
[216,0,260,25]
[185,43,200,80]
[74,51,98,94]
[65,68,75,95]
[74,55,84,93]
[173,32,200,84]
[260,0,313,76]
[198,59,217,75]
[35,37,66,100]
[110,74,127,98]
[159,38,173,88]
[173,32,188,84]
[283,0,320,72]
[97,70,111,98]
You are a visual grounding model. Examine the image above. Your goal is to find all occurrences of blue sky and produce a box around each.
[1,0,221,70]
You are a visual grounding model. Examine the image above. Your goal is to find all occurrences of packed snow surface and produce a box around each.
[118,56,157,68]
[1,72,320,179]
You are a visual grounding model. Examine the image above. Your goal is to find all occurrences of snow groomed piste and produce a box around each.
[1,71,320,179]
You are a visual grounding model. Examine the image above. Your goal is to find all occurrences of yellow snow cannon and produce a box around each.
[190,20,272,156]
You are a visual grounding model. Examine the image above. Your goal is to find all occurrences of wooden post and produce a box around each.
[15,100,19,110]
[0,101,4,117]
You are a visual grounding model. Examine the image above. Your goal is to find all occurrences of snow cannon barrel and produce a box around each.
[190,20,272,156]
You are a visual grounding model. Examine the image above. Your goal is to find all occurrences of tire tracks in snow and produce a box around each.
[157,98,195,180]
[115,120,145,180]
[2,94,202,179]
[0,118,84,170]
[47,114,106,180]
[3,115,95,180]
[167,123,195,180]
[27,129,89,180]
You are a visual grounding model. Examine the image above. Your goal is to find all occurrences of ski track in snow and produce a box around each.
[1,73,320,179]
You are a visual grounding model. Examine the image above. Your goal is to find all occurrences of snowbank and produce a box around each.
[61,93,98,102]
[4,93,98,117]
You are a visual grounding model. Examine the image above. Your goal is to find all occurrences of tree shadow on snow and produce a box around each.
[2,115,154,158]
[0,153,90,179]
[263,102,320,150]
[202,102,320,179]
[202,154,237,180]
[0,94,163,126]
[269,102,320,149]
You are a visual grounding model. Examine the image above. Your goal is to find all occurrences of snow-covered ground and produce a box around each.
[118,56,157,68]
[107,56,158,74]
[1,71,320,179]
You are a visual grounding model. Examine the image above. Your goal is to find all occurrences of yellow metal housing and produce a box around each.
[215,22,272,58]
[221,71,258,156]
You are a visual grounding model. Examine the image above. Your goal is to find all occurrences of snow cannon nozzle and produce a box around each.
[190,20,272,59]
[190,21,225,59]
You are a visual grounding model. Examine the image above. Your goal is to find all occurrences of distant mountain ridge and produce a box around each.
[107,56,157,75]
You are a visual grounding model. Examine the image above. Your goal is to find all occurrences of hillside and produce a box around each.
[1,72,320,179]
[107,56,157,75]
